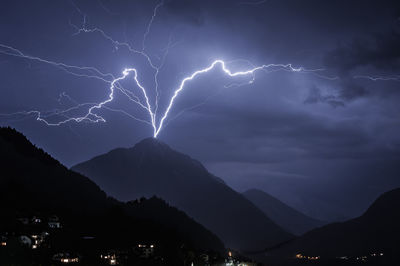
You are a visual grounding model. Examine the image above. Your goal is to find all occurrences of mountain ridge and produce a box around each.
[243,189,325,236]
[0,127,225,264]
[72,137,293,251]
[267,187,400,264]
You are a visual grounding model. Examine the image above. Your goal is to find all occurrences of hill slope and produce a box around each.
[269,187,400,264]
[72,138,292,251]
[243,189,325,235]
[0,127,224,264]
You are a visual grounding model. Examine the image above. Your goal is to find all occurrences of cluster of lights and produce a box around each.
[355,252,384,262]
[61,258,79,263]
[137,244,155,248]
[295,253,320,260]
[100,254,118,265]
[31,232,48,250]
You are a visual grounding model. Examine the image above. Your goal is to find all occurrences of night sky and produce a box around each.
[1,0,400,221]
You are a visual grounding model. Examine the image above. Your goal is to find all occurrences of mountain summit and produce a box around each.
[134,137,172,154]
[72,138,293,251]
[0,127,225,264]
[130,137,206,168]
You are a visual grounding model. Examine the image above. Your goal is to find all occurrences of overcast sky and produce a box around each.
[1,0,399,221]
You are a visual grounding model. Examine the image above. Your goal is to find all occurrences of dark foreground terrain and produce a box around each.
[1,127,400,266]
[0,127,226,265]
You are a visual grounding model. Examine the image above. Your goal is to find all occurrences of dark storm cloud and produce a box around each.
[304,31,400,105]
[181,104,400,163]
[305,78,369,104]
[304,86,345,108]
[1,0,400,221]
[324,32,400,72]
[337,79,369,100]
[164,0,206,26]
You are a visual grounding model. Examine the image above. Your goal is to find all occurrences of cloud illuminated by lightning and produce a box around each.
[0,41,325,137]
[0,0,339,138]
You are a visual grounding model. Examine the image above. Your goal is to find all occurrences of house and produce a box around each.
[48,215,61,228]
[200,253,209,263]
[136,244,155,258]
[100,252,119,265]
[224,250,258,266]
[200,253,211,265]
[52,252,79,263]
[31,232,49,249]
[1,236,7,247]
[31,216,42,224]
[17,217,30,225]
[19,235,32,247]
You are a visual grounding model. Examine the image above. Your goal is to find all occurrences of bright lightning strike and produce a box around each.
[0,1,335,138]
[154,60,306,137]
[0,42,322,137]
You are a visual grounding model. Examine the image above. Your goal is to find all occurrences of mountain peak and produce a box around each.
[72,136,293,251]
[133,137,173,155]
[136,137,166,146]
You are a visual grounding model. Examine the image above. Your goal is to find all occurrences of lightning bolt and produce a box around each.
[154,60,308,137]
[0,44,114,83]
[0,0,334,138]
[354,75,400,82]
[142,0,164,52]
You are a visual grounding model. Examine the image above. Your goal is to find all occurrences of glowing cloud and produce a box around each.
[0,0,338,138]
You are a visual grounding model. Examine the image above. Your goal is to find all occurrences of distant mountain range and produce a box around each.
[243,189,325,236]
[72,137,293,251]
[2,127,400,265]
[0,127,224,264]
[266,187,400,265]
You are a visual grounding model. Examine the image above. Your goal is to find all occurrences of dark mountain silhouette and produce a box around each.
[72,137,293,251]
[243,189,325,235]
[0,127,224,265]
[268,187,400,265]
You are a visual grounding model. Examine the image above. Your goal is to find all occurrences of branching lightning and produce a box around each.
[154,60,307,137]
[0,0,342,138]
[354,75,400,82]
